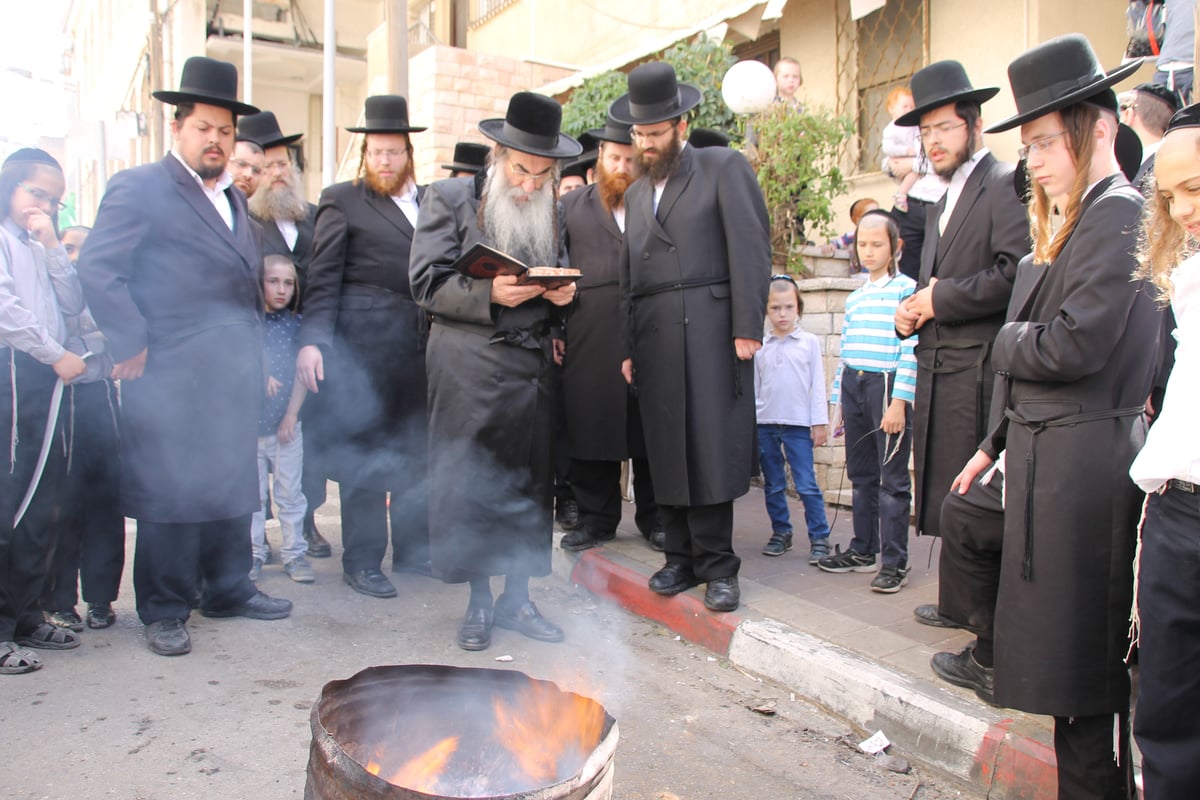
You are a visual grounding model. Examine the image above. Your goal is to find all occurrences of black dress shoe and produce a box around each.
[556,498,580,531]
[458,606,493,651]
[648,563,699,596]
[145,618,191,656]
[931,646,995,704]
[343,569,397,598]
[201,591,293,620]
[704,576,741,612]
[913,604,966,629]
[86,603,116,629]
[303,522,333,558]
[560,528,616,552]
[493,596,564,642]
[644,527,666,552]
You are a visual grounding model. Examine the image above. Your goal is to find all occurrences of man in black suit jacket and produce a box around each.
[890,64,1028,680]
[295,95,431,600]
[238,110,331,558]
[613,64,771,614]
[80,57,292,657]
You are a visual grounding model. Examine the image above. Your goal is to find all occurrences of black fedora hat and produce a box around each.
[895,60,999,126]
[237,111,302,149]
[986,34,1142,133]
[1012,122,1143,202]
[441,141,491,174]
[586,114,633,145]
[688,127,731,148]
[478,92,582,159]
[346,95,427,133]
[153,57,258,116]
[609,62,703,126]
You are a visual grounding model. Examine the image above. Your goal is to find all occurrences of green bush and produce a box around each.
[748,103,855,272]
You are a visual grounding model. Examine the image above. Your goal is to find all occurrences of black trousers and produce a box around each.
[891,199,929,282]
[1052,712,1133,800]
[42,380,125,610]
[660,500,738,581]
[937,470,1004,657]
[0,352,64,641]
[1134,487,1200,800]
[134,516,257,624]
[339,483,430,574]
[568,457,660,537]
[300,402,326,524]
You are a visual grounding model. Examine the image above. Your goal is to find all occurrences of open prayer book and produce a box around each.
[452,242,581,290]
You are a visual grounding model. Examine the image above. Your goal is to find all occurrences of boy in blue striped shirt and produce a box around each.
[818,211,917,593]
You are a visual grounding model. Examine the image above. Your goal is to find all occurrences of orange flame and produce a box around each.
[492,681,606,784]
[364,737,460,793]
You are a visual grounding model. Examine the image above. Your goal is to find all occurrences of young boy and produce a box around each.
[252,254,312,583]
[754,275,832,563]
[881,88,922,212]
[774,57,805,111]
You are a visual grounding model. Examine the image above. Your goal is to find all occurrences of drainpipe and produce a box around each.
[243,0,253,104]
[322,0,336,186]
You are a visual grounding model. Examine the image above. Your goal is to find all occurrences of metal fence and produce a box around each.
[469,0,520,29]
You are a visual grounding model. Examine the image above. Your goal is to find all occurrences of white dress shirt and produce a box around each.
[171,150,234,230]
[939,147,989,235]
[391,180,420,227]
[275,218,299,250]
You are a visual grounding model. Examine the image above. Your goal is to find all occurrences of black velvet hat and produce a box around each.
[895,60,999,127]
[609,62,703,126]
[2,148,62,171]
[441,142,491,174]
[153,57,258,116]
[986,34,1142,133]
[478,92,582,159]
[346,95,427,133]
[586,114,633,145]
[236,111,302,148]
[688,128,731,148]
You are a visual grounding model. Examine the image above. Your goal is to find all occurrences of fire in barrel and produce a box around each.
[305,665,618,800]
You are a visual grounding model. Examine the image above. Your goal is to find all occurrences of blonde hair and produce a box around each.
[1027,104,1101,265]
[1135,131,1200,304]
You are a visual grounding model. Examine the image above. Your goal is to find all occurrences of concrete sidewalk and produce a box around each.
[552,489,1058,800]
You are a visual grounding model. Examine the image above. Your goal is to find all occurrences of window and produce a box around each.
[836,0,926,172]
[469,0,519,28]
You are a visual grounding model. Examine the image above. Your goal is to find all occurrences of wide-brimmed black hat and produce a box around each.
[895,60,999,127]
[478,92,582,159]
[237,111,302,149]
[586,114,633,145]
[441,142,491,174]
[986,35,1142,133]
[609,62,703,126]
[153,57,258,116]
[688,128,731,148]
[1012,122,1143,202]
[346,95,427,133]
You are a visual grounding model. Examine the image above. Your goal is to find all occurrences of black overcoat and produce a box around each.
[909,152,1028,537]
[985,175,1158,716]
[561,184,645,461]
[619,145,771,506]
[408,175,568,582]
[299,180,427,492]
[79,155,263,523]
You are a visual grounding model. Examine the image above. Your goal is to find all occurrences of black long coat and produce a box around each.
[909,153,1028,537]
[408,175,569,581]
[985,175,1158,716]
[299,180,427,492]
[619,145,771,506]
[561,184,646,461]
[254,202,317,303]
[80,155,263,523]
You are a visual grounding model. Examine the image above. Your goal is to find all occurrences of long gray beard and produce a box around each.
[481,168,557,267]
[249,169,309,222]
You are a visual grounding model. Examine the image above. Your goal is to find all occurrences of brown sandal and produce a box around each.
[0,641,43,674]
[16,622,81,650]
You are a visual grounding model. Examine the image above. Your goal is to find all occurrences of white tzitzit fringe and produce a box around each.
[1126,492,1152,662]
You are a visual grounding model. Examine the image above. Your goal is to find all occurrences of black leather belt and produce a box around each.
[1167,478,1200,494]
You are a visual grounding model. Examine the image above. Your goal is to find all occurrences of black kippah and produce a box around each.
[1166,103,1200,133]
[2,147,62,172]
[1135,82,1183,112]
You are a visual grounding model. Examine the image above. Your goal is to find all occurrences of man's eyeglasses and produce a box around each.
[230,159,262,176]
[366,148,407,161]
[1017,130,1068,161]
[917,121,967,142]
[18,183,66,211]
[630,124,677,142]
[262,160,291,173]
[507,160,555,186]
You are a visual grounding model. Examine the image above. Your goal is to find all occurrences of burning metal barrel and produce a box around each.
[305,664,618,800]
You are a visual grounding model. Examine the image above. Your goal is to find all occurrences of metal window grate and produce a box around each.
[469,0,520,28]
[834,0,928,173]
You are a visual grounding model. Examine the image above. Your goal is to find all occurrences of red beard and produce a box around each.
[363,160,415,197]
[597,165,634,213]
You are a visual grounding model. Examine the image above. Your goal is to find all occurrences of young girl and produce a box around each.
[881,88,921,212]
[1129,103,1200,799]
[0,148,87,675]
[754,275,831,563]
[818,211,916,593]
[251,254,311,583]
